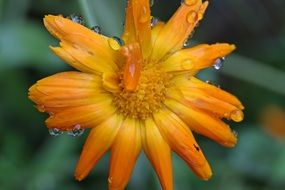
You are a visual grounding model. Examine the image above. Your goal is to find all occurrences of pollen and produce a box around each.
[113,64,171,120]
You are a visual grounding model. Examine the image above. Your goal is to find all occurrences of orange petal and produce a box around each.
[108,118,142,190]
[44,15,121,72]
[151,21,165,47]
[75,114,123,181]
[162,43,236,73]
[153,108,212,180]
[28,72,116,130]
[150,1,208,61]
[122,0,151,58]
[142,118,173,190]
[121,43,143,91]
[164,98,237,147]
[172,75,244,110]
[169,86,243,122]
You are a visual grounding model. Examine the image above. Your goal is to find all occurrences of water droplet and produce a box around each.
[91,26,101,34]
[108,37,124,50]
[108,177,113,184]
[182,0,197,6]
[213,57,225,70]
[151,17,159,27]
[68,14,85,25]
[232,130,238,137]
[186,11,198,24]
[67,124,85,137]
[183,38,190,47]
[230,110,244,122]
[37,105,45,112]
[49,128,63,137]
[150,0,154,7]
[139,6,149,23]
[181,59,194,70]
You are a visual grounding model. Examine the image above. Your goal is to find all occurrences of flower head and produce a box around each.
[29,0,244,189]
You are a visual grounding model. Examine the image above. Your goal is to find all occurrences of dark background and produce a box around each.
[1,0,285,189]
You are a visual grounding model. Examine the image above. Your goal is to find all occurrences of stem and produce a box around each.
[78,0,98,27]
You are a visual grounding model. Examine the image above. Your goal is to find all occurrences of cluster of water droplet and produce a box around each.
[49,124,85,137]
[68,14,85,25]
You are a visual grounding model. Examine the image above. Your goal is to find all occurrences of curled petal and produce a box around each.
[150,1,208,61]
[108,118,142,190]
[142,119,173,190]
[164,98,237,147]
[162,43,236,73]
[153,108,212,180]
[75,114,123,181]
[122,0,151,58]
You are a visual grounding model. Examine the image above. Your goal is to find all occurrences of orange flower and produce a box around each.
[28,0,244,189]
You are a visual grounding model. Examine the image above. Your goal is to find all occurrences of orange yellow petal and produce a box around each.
[162,43,236,73]
[75,114,123,181]
[150,1,208,61]
[122,0,151,58]
[153,108,212,180]
[108,118,142,190]
[164,98,237,147]
[142,118,173,190]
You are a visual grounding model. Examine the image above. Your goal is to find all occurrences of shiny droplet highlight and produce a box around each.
[213,57,225,70]
[91,26,101,34]
[49,128,63,137]
[230,110,244,122]
[186,11,198,24]
[67,124,85,137]
[183,0,197,6]
[108,37,124,51]
[68,14,85,25]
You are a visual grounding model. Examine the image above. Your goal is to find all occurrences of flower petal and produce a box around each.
[153,108,212,180]
[150,1,208,61]
[162,43,236,73]
[108,118,142,190]
[142,118,173,190]
[75,114,123,181]
[164,98,237,147]
[44,15,121,73]
[122,0,152,58]
[171,75,244,110]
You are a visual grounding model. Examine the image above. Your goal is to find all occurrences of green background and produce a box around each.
[1,0,285,189]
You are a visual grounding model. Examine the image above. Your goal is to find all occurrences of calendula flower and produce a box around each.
[28,0,244,189]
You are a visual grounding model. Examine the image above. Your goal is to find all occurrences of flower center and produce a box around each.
[113,64,171,120]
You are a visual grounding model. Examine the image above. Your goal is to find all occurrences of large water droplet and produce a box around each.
[49,128,63,137]
[230,110,244,122]
[108,37,124,50]
[68,14,85,25]
[151,17,159,27]
[213,57,225,70]
[91,26,101,34]
[182,0,197,6]
[186,11,198,24]
[67,124,85,137]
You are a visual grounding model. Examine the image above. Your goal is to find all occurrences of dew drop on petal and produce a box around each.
[108,37,124,51]
[206,80,221,88]
[151,17,159,27]
[183,38,190,48]
[68,14,85,25]
[232,130,238,138]
[182,0,197,6]
[49,128,63,137]
[186,11,198,24]
[108,177,113,184]
[139,6,149,23]
[230,110,244,122]
[91,26,101,34]
[213,57,225,70]
[67,124,85,137]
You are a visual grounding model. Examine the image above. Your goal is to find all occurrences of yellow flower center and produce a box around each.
[113,63,171,120]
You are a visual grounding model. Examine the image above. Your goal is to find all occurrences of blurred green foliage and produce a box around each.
[1,0,285,190]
